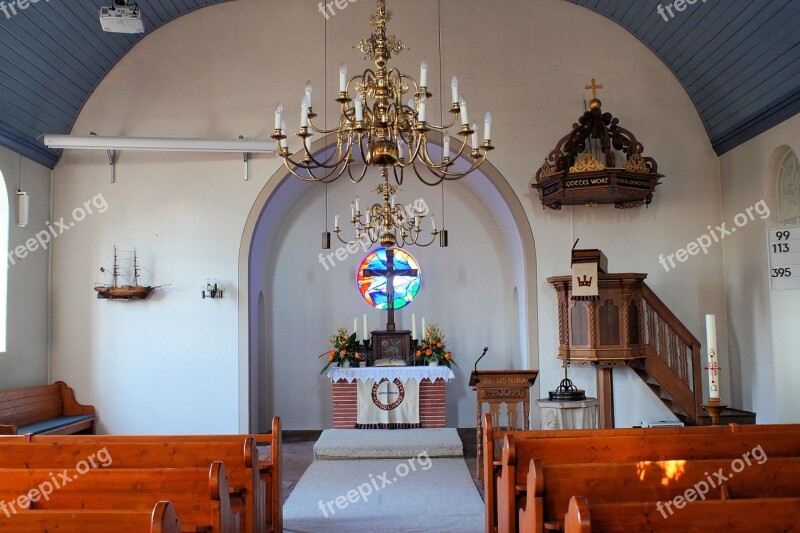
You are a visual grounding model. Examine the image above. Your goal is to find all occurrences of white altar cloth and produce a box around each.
[327,366,455,383]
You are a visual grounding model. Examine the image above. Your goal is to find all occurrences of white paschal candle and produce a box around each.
[706,314,720,399]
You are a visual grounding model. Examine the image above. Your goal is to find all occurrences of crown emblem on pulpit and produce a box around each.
[577,275,593,287]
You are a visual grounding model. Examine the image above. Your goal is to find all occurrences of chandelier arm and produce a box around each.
[418,140,453,170]
[290,138,351,171]
[347,160,369,184]
[392,164,404,185]
[298,135,352,169]
[280,161,342,183]
[422,115,460,131]
[306,117,345,135]
[437,152,490,179]
[411,159,446,186]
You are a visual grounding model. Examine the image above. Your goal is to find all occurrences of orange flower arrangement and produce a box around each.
[417,323,457,368]
[319,327,360,374]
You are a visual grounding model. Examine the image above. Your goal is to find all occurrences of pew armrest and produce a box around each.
[564,496,591,533]
[58,381,96,416]
[0,424,17,435]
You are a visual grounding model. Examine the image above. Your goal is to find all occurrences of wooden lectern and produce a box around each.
[470,370,538,479]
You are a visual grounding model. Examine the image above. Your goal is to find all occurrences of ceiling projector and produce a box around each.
[99,2,144,34]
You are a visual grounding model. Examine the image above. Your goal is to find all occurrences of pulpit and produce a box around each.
[469,370,538,479]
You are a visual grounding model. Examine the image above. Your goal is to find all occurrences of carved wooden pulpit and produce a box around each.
[470,370,538,479]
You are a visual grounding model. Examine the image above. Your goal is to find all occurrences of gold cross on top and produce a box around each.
[585,78,604,100]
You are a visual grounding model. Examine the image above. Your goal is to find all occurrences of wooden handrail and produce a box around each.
[641,283,703,423]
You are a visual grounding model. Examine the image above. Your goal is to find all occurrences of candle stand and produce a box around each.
[702,397,727,426]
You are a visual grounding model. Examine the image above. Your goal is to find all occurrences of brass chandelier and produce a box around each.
[271,0,495,190]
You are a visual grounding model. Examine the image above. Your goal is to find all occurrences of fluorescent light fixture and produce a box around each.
[16,191,29,228]
[43,135,277,154]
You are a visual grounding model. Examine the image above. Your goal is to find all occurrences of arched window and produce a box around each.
[779,149,800,227]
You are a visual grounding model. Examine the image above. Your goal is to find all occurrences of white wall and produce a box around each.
[50,0,725,433]
[0,147,51,391]
[719,116,800,423]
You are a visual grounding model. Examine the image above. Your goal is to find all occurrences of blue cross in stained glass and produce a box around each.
[357,247,421,332]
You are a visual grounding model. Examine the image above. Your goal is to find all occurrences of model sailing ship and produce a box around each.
[95,247,159,300]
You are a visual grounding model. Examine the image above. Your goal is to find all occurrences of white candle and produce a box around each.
[459,96,469,126]
[398,139,405,160]
[418,95,427,123]
[280,120,287,149]
[412,313,417,340]
[706,314,720,399]
[451,76,459,104]
[339,64,348,92]
[334,213,340,230]
[305,81,313,107]
[443,132,450,158]
[363,314,368,341]
[355,96,364,121]
[274,103,283,130]
[471,123,479,149]
[484,112,492,142]
[355,197,360,213]
[431,214,437,231]
[301,96,310,128]
[420,59,428,88]
[421,317,426,338]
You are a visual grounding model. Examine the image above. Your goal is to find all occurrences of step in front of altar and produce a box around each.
[314,428,464,460]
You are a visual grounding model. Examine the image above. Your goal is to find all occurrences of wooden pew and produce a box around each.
[0,500,181,533]
[519,455,800,533]
[482,416,742,533]
[563,495,800,532]
[496,425,800,532]
[0,381,95,435]
[0,439,262,533]
[31,416,282,532]
[2,462,236,533]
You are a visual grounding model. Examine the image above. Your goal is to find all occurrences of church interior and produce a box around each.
[0,0,799,531]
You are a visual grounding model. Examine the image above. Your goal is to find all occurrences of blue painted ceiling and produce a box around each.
[0,1,799,168]
[0,0,228,169]
[571,0,800,156]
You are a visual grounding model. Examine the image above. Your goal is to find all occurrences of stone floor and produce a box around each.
[281,428,482,504]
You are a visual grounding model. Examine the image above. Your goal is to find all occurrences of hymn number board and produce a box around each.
[768,227,800,290]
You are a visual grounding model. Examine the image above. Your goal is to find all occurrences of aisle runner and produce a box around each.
[283,458,484,533]
[357,378,419,429]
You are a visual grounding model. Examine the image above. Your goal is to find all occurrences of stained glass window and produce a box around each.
[357,247,421,310]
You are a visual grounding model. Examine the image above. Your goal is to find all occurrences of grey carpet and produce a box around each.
[283,458,484,532]
[313,428,464,460]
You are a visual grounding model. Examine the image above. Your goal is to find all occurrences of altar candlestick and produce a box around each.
[412,313,417,340]
[706,314,720,399]
[363,314,368,341]
[354,318,359,342]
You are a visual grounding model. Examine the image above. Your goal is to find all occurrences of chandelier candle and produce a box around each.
[706,314,720,399]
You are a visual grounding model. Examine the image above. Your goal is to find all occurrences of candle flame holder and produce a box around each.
[702,397,727,426]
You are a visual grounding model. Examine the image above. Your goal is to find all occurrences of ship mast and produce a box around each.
[112,246,119,288]
[133,248,140,287]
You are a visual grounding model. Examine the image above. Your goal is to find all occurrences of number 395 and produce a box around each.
[772,268,792,278]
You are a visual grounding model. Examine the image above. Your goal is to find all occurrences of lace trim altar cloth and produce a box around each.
[326,366,455,383]
[327,367,454,429]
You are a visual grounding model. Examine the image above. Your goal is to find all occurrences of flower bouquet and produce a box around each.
[415,323,456,368]
[320,327,364,374]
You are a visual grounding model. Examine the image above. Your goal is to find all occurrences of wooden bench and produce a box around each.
[519,456,800,533]
[0,462,237,533]
[563,495,800,532]
[0,381,95,435]
[0,439,263,533]
[0,500,181,533]
[494,424,800,532]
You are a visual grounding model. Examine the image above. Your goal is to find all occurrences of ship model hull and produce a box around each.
[95,285,156,300]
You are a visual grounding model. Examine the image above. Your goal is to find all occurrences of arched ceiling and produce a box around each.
[571,0,800,156]
[0,0,229,169]
[1,0,799,168]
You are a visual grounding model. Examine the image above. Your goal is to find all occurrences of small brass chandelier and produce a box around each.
[335,172,441,248]
[271,0,495,188]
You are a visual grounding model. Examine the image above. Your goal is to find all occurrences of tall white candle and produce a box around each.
[484,112,492,142]
[420,59,428,88]
[412,313,417,340]
[274,103,283,130]
[451,76,459,105]
[354,318,359,342]
[705,314,720,399]
[363,314,368,341]
[339,64,348,92]
[421,317,426,339]
[459,96,469,126]
[301,96,310,128]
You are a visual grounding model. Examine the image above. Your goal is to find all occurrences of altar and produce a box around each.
[327,366,455,429]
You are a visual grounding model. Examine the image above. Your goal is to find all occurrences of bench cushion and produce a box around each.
[19,415,95,435]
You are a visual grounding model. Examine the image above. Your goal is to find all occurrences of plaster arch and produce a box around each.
[237,136,539,431]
